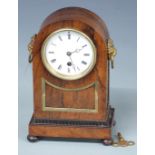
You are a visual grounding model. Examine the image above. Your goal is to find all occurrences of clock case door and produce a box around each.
[28,8,115,140]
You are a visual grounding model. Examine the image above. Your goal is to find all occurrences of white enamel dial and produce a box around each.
[41,28,96,80]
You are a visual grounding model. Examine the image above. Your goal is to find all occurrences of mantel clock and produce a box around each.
[27,7,117,145]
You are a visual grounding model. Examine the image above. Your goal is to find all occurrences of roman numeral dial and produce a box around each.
[42,29,96,80]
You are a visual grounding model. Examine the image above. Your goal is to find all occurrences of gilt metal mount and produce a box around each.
[28,34,37,63]
[108,38,117,69]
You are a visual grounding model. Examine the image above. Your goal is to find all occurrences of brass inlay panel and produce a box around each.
[42,78,98,113]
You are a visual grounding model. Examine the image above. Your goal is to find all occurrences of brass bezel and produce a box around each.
[41,28,97,80]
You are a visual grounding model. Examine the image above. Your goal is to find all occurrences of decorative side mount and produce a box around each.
[28,34,37,63]
[108,38,117,69]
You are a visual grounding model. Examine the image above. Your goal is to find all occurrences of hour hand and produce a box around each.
[66,51,76,72]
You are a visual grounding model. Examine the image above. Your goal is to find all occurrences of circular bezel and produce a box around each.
[41,28,96,80]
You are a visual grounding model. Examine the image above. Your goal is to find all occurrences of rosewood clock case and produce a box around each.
[28,7,116,144]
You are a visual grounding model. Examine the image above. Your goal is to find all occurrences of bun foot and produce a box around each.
[102,139,113,146]
[27,135,39,142]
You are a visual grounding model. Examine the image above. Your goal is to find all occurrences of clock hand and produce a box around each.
[71,48,82,54]
[69,55,76,72]
[66,51,76,71]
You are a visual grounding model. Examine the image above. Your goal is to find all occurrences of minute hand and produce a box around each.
[71,48,82,54]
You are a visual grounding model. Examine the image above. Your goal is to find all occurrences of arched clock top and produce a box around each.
[40,7,110,42]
